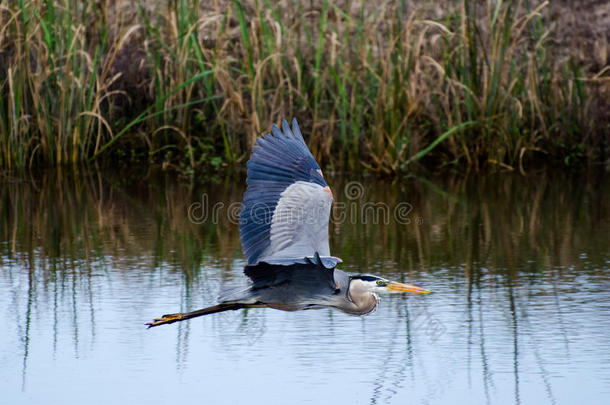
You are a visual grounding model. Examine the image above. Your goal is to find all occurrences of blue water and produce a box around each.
[1,171,609,404]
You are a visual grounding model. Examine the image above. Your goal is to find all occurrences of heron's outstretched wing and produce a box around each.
[239,118,341,268]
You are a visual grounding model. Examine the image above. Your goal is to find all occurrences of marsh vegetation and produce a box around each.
[1,0,608,173]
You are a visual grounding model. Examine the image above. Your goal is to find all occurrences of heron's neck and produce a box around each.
[345,279,379,315]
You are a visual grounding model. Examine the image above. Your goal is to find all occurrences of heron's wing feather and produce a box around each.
[242,262,337,295]
[262,181,331,260]
[261,256,342,269]
[239,118,338,266]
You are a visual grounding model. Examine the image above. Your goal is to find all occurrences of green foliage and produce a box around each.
[0,0,607,173]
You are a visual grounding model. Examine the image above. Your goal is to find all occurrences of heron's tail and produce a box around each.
[146,303,248,328]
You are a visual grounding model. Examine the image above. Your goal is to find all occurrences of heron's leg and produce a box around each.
[146,303,250,328]
[146,313,185,327]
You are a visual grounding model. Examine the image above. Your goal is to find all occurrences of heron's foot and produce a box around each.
[146,313,184,328]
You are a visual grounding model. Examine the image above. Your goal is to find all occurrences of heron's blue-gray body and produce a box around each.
[146,119,426,328]
[219,260,378,315]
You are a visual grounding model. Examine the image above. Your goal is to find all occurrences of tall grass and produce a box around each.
[1,1,110,167]
[0,0,607,173]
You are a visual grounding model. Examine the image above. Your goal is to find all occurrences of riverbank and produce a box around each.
[1,1,608,174]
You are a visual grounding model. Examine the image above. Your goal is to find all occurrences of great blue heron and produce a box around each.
[147,119,429,328]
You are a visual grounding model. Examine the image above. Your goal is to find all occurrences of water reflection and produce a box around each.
[1,169,609,404]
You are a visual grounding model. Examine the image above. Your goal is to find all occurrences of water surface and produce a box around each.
[1,169,609,404]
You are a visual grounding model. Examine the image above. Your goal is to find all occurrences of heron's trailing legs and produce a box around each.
[146,303,250,328]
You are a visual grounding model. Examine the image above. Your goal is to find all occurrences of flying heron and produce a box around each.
[147,119,429,327]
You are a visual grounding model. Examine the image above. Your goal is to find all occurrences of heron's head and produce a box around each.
[349,275,430,296]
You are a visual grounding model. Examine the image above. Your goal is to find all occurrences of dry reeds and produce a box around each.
[0,1,607,173]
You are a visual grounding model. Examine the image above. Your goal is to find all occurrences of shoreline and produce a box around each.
[1,1,608,174]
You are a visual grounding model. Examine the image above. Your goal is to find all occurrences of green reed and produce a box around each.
[0,1,607,173]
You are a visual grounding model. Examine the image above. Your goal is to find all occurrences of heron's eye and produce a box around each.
[376,280,384,286]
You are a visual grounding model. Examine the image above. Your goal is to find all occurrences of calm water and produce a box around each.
[1,169,609,405]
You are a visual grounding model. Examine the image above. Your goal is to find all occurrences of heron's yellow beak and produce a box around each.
[386,281,430,294]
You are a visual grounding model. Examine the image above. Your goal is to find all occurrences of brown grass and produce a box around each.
[0,0,608,174]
